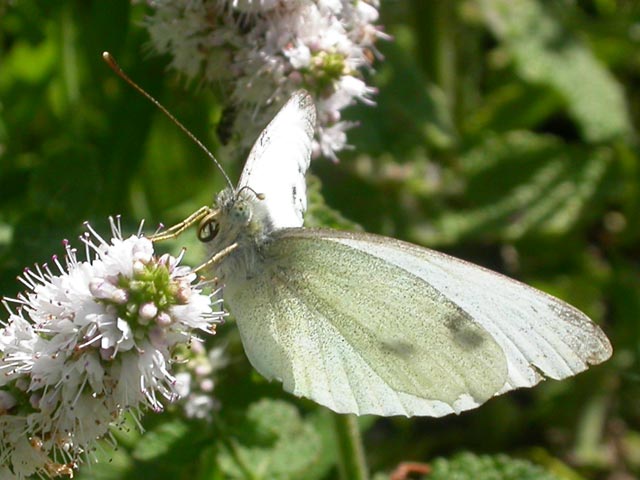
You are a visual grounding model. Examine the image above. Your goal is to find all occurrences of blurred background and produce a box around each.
[0,1,638,479]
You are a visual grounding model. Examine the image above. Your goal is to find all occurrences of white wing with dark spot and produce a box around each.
[322,230,613,394]
[225,228,612,417]
[238,91,316,230]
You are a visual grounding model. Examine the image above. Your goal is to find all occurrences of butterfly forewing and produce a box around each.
[238,91,316,230]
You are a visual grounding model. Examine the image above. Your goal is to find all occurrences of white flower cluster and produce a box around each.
[144,0,388,159]
[0,219,224,479]
[175,342,228,421]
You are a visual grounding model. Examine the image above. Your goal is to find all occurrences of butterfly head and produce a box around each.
[198,186,269,255]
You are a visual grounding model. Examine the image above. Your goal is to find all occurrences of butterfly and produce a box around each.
[171,90,612,417]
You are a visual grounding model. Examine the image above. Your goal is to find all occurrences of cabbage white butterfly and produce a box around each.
[102,53,610,417]
[192,91,612,417]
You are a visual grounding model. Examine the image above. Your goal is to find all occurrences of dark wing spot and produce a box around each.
[445,313,487,350]
[380,340,416,359]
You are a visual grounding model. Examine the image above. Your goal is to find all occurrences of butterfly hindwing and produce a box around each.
[224,228,611,417]
[225,230,510,417]
[318,229,613,391]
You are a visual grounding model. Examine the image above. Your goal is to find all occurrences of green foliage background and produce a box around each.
[1,1,638,479]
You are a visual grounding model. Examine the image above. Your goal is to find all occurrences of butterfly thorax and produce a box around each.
[204,187,274,283]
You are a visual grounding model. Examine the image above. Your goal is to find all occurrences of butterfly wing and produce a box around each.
[224,228,612,417]
[317,230,613,392]
[237,91,316,230]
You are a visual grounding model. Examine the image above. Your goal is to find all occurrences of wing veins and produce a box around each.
[278,262,483,406]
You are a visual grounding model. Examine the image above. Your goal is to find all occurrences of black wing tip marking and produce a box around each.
[587,333,613,365]
[291,89,313,104]
[289,90,317,123]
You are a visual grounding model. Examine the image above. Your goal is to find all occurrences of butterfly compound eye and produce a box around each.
[198,219,220,242]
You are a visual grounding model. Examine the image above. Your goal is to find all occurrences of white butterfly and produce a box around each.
[196,90,611,417]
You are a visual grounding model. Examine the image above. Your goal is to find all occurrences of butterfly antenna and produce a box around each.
[102,52,234,190]
[236,185,265,200]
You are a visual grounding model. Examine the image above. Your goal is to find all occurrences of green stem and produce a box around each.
[333,414,369,480]
[412,0,457,117]
[60,5,80,110]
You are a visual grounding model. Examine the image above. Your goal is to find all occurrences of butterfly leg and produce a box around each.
[194,242,239,274]
[151,206,212,242]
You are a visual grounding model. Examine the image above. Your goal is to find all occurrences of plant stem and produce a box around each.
[412,0,457,116]
[333,413,369,480]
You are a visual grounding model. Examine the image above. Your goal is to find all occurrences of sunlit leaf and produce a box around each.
[478,0,632,142]
[216,399,326,480]
[412,131,612,245]
[427,452,571,480]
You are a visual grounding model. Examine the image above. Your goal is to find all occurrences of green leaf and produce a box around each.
[463,83,560,136]
[479,0,632,142]
[0,37,56,88]
[412,131,612,245]
[216,399,327,480]
[305,173,363,231]
[426,452,572,480]
[132,420,191,461]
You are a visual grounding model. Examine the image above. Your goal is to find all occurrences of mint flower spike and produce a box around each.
[0,217,225,479]
[144,0,389,160]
